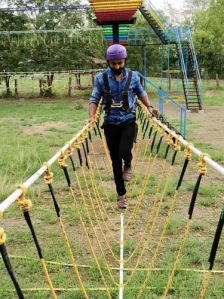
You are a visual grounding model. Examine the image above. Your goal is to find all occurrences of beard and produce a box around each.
[111,67,124,76]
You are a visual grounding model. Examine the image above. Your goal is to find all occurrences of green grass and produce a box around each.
[0,98,88,201]
[0,80,224,298]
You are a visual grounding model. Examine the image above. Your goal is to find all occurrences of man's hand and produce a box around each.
[147,106,160,117]
[86,116,96,124]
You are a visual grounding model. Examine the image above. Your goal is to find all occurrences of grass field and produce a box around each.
[0,78,224,298]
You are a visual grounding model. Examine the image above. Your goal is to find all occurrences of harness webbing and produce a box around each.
[103,70,132,112]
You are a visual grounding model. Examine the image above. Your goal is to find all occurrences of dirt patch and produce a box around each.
[163,103,224,149]
[22,121,67,135]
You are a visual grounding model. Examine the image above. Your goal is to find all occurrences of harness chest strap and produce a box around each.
[103,70,132,112]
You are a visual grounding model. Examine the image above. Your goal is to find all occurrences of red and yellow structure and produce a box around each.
[89,0,143,22]
[89,0,143,44]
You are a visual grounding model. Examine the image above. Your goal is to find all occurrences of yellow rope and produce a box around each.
[124,154,158,229]
[136,188,178,298]
[89,140,121,220]
[40,258,57,299]
[0,227,6,245]
[198,153,209,175]
[70,176,118,291]
[123,160,169,264]
[58,217,89,299]
[162,219,192,298]
[125,164,174,288]
[43,162,54,185]
[198,271,213,299]
[17,185,57,299]
[17,185,32,212]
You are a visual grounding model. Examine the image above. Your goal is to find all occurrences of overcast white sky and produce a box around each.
[151,0,184,10]
[81,0,185,12]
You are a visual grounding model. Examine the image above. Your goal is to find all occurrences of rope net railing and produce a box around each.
[0,102,224,299]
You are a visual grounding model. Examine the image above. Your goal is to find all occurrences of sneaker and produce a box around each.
[117,195,127,209]
[122,167,132,181]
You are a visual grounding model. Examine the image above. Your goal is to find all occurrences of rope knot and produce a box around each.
[167,132,174,146]
[198,153,209,175]
[174,138,181,152]
[74,140,81,150]
[158,125,165,137]
[0,227,6,245]
[58,152,68,168]
[184,143,192,161]
[43,163,54,185]
[17,185,32,212]
[66,144,74,157]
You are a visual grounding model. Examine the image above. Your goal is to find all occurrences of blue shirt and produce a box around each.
[90,67,147,124]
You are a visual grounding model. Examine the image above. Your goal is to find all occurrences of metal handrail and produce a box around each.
[143,0,170,30]
[175,26,189,100]
[137,72,187,137]
[187,29,203,103]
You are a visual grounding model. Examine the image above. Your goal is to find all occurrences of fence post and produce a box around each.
[68,76,72,97]
[158,87,164,116]
[14,79,18,97]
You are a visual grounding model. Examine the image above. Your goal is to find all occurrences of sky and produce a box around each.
[81,0,185,11]
[151,0,185,10]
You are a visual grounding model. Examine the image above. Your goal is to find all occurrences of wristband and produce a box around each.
[147,105,154,109]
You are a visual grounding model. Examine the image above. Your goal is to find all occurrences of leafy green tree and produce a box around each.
[0,12,30,95]
[192,0,224,78]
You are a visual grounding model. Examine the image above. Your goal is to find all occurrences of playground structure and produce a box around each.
[0,0,204,136]
[0,0,202,113]
[1,1,223,298]
[0,104,224,298]
[94,0,202,112]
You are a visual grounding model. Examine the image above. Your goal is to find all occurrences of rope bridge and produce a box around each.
[0,103,224,299]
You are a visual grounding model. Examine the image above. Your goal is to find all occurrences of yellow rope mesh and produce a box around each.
[0,107,222,298]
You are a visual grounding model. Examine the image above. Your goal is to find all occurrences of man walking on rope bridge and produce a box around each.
[89,44,159,209]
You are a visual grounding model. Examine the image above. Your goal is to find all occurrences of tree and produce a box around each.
[192,0,224,78]
[0,12,30,95]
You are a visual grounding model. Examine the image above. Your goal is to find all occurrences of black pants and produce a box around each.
[104,121,136,196]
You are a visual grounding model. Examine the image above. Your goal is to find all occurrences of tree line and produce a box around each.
[0,0,223,96]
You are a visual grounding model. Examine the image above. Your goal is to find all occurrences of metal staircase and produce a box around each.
[139,1,169,44]
[175,27,202,111]
[138,1,202,111]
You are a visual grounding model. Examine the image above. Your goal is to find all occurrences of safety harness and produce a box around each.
[103,70,132,113]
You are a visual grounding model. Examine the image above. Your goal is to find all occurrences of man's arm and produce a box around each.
[133,72,159,116]
[88,74,103,122]
[141,95,159,117]
[88,102,98,122]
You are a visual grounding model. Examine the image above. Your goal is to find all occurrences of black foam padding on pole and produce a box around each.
[209,210,224,270]
[137,108,142,120]
[95,122,102,138]
[143,121,149,139]
[24,211,43,259]
[188,174,202,219]
[171,150,178,166]
[63,167,71,187]
[88,131,92,142]
[176,159,189,190]
[0,244,25,299]
[93,126,97,136]
[82,143,89,169]
[151,131,158,152]
[164,144,170,160]
[85,138,89,154]
[156,136,163,154]
[142,118,146,133]
[69,156,76,172]
[148,127,153,139]
[77,149,83,167]
[48,184,60,217]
